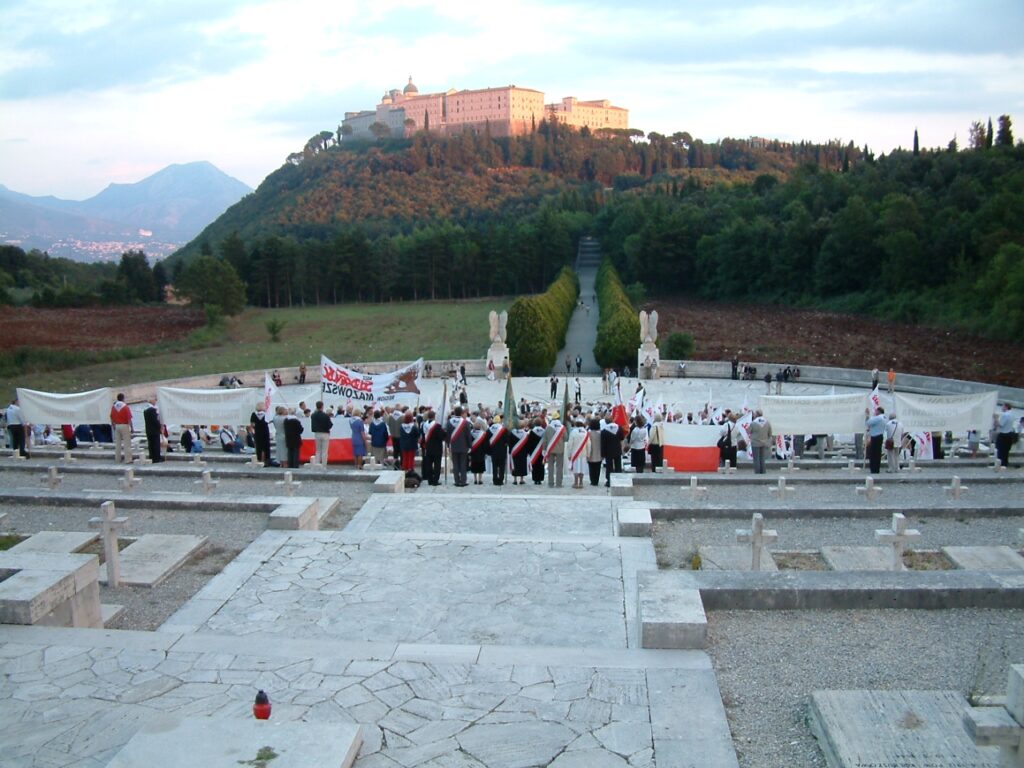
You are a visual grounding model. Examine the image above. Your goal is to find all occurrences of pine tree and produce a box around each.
[996,115,1014,146]
[986,118,994,149]
[912,128,919,156]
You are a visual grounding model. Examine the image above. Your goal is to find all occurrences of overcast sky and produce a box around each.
[1,0,1022,199]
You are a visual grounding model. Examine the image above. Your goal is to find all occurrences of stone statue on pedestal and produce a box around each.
[637,310,661,380]
[487,310,510,376]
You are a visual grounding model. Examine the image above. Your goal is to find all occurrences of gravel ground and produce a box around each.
[708,608,1024,768]
[652,516,1024,568]
[0,486,369,630]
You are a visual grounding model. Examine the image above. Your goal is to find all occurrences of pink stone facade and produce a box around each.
[343,78,627,140]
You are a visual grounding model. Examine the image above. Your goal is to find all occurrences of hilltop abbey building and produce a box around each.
[342,77,628,140]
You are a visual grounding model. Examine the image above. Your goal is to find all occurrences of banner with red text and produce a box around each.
[320,356,422,406]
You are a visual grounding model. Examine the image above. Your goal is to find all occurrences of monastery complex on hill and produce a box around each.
[342,77,628,140]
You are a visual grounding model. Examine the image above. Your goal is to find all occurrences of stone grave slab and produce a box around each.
[698,545,778,571]
[943,546,1024,571]
[809,689,1000,768]
[637,570,706,649]
[821,546,904,571]
[101,603,126,626]
[9,531,98,553]
[347,494,614,537]
[188,531,638,648]
[0,551,101,627]
[106,716,362,768]
[98,534,207,588]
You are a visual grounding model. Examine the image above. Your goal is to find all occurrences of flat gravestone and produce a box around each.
[821,546,904,571]
[9,531,98,554]
[698,545,778,571]
[106,716,361,768]
[98,534,207,588]
[943,546,1024,571]
[810,690,999,768]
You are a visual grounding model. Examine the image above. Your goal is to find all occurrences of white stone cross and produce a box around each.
[769,476,795,501]
[685,475,708,500]
[963,664,1023,767]
[249,451,261,466]
[843,459,858,472]
[41,466,64,491]
[135,455,152,466]
[275,471,301,497]
[89,501,129,587]
[118,467,141,492]
[736,512,778,571]
[194,470,218,495]
[786,456,800,472]
[992,458,1007,472]
[874,512,920,571]
[717,464,737,475]
[855,476,884,502]
[907,457,922,472]
[191,453,207,467]
[9,450,26,461]
[62,449,76,462]
[944,475,970,500]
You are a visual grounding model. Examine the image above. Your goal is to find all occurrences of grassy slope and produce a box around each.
[1,299,508,394]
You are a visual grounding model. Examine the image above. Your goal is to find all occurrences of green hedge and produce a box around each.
[507,267,579,375]
[593,259,640,370]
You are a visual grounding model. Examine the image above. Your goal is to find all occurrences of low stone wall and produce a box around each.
[659,359,1024,405]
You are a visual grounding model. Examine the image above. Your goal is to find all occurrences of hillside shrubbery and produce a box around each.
[506,267,579,375]
[593,259,640,370]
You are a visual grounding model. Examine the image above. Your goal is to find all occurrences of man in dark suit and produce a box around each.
[143,400,162,463]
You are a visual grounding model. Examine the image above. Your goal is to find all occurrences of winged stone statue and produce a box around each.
[488,311,499,343]
[498,310,508,343]
[648,310,659,344]
[639,311,649,344]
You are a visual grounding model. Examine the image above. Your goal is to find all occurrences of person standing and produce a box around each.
[143,400,162,463]
[566,417,589,489]
[251,406,271,466]
[446,406,471,487]
[459,364,467,385]
[283,408,303,468]
[586,417,603,486]
[298,362,307,384]
[6,397,27,458]
[871,367,879,390]
[885,412,904,473]
[600,416,624,487]
[110,393,133,464]
[564,355,571,375]
[628,415,648,473]
[718,414,738,469]
[487,415,510,486]
[421,410,444,485]
[865,406,887,474]
[272,406,288,467]
[749,411,772,475]
[349,409,367,470]
[526,418,546,485]
[469,414,488,485]
[543,412,567,488]
[575,354,582,375]
[887,367,897,395]
[398,413,420,472]
[574,378,582,404]
[995,402,1016,468]
[509,421,529,485]
[368,410,389,465]
[648,414,665,472]
[549,375,558,399]
[311,401,333,467]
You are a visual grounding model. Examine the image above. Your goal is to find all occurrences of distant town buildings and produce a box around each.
[342,77,628,141]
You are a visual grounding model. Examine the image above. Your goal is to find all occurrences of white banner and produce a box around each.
[16,387,113,425]
[893,391,998,433]
[759,393,869,435]
[320,356,422,406]
[157,387,257,426]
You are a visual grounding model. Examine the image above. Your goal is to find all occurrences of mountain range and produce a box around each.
[0,162,252,262]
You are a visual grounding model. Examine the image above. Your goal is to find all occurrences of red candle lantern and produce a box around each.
[253,689,271,719]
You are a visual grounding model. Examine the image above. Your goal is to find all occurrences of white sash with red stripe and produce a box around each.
[488,423,508,446]
[569,430,590,463]
[449,417,468,443]
[529,426,546,466]
[510,430,529,457]
[424,421,441,442]
[471,429,488,451]
[543,424,567,460]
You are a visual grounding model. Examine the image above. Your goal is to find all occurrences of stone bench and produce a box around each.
[0,551,101,628]
[373,470,405,494]
[636,571,707,649]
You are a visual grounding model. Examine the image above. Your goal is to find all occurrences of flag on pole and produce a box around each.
[611,379,629,431]
[503,374,519,430]
[264,372,277,412]
[561,380,570,424]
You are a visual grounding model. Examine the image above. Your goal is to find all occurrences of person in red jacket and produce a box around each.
[110,393,133,464]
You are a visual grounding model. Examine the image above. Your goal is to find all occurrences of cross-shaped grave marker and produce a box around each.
[855,476,883,502]
[249,451,261,467]
[717,464,737,475]
[786,456,801,472]
[9,450,26,461]
[907,457,922,472]
[736,512,778,571]
[275,471,301,497]
[769,476,795,502]
[194,470,218,495]
[89,501,129,587]
[191,453,206,467]
[843,459,859,472]
[992,458,1007,472]
[944,475,970,500]
[875,512,920,571]
[62,450,76,462]
[963,664,1023,767]
[40,466,64,491]
[135,455,152,466]
[118,467,141,492]
[684,475,708,500]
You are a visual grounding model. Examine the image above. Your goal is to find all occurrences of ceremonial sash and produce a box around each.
[449,418,468,443]
[488,424,508,446]
[511,431,530,457]
[569,431,590,463]
[529,428,546,466]
[424,422,440,442]
[471,429,488,451]
[543,425,567,460]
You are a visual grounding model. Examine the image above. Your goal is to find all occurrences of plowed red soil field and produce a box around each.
[0,306,205,351]
[650,299,1024,387]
